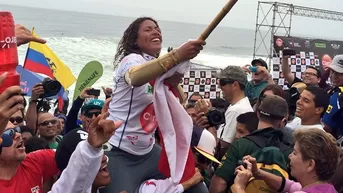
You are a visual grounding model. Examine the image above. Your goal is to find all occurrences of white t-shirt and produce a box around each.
[108,53,157,155]
[287,117,324,130]
[297,124,324,130]
[286,117,301,130]
[217,97,253,143]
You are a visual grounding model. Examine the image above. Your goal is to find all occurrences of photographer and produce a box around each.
[193,99,222,139]
[26,84,44,134]
[242,59,274,103]
[26,78,63,134]
[196,66,253,160]
[281,50,321,88]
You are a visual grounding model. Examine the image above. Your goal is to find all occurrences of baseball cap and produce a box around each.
[191,127,220,164]
[55,128,88,171]
[251,58,268,70]
[217,66,247,86]
[81,99,104,114]
[259,95,288,120]
[0,134,13,147]
[329,55,343,73]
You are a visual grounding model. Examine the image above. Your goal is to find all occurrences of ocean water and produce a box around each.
[1,4,256,96]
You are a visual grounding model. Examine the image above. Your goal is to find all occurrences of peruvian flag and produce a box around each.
[150,61,195,184]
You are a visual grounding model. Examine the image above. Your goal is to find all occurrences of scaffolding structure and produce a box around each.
[253,1,343,67]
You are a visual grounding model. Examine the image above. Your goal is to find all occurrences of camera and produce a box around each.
[206,108,225,127]
[40,78,62,98]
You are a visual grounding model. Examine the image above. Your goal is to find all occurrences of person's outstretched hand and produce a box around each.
[0,72,24,135]
[15,24,46,46]
[101,86,113,97]
[87,98,122,148]
[176,40,206,62]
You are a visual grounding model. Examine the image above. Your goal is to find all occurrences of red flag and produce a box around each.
[150,80,195,183]
[58,96,64,112]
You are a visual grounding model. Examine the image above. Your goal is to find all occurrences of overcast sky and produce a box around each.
[2,0,343,39]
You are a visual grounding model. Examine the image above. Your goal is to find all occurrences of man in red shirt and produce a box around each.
[0,22,57,192]
[0,126,59,193]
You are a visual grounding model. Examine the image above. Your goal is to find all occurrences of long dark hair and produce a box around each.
[114,17,159,68]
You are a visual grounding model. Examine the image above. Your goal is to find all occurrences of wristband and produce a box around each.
[277,176,286,192]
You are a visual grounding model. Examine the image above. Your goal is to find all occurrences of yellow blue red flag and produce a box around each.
[23,29,76,89]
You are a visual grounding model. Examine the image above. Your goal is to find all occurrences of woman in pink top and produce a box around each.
[232,128,339,193]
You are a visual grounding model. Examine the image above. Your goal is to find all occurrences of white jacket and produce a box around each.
[48,139,185,193]
[49,141,103,193]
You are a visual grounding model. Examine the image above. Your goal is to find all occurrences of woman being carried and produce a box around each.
[100,17,205,193]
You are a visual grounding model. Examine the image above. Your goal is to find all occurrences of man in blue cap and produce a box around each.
[79,99,105,132]
[65,87,105,133]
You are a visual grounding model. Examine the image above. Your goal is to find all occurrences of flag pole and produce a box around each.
[20,27,36,96]
[198,0,238,41]
[21,27,35,78]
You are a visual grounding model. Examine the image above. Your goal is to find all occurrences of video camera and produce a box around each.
[206,108,225,127]
[39,78,62,98]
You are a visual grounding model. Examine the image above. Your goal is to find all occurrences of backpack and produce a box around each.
[240,133,292,193]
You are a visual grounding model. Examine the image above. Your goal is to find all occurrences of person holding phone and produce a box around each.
[243,59,274,104]
[64,88,103,134]
[101,17,206,193]
[281,49,321,88]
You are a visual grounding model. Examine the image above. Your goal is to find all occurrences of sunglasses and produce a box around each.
[38,119,58,127]
[84,111,101,118]
[10,117,24,124]
[3,127,21,138]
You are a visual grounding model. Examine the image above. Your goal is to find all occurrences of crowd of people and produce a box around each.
[0,15,343,193]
